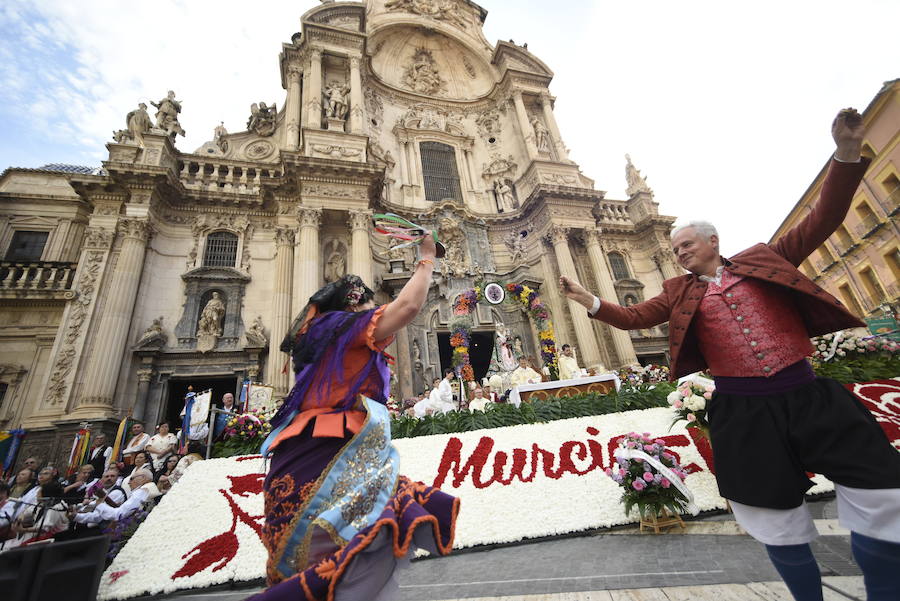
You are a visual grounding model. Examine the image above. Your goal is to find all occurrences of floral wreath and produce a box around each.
[451,281,559,384]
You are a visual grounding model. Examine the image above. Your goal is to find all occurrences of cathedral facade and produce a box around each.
[0,0,677,467]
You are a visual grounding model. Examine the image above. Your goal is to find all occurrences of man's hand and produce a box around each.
[559,276,596,310]
[832,108,864,162]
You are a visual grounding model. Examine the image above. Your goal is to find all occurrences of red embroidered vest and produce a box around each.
[693,270,813,377]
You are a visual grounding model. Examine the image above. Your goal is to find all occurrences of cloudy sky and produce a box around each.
[1,0,897,254]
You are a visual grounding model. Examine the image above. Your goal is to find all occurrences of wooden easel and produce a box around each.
[639,507,686,534]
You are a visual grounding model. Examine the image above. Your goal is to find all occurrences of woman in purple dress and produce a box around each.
[253,233,457,601]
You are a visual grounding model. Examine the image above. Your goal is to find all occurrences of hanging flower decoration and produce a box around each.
[450,281,560,382]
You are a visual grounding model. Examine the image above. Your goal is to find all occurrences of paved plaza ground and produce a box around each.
[152,496,866,601]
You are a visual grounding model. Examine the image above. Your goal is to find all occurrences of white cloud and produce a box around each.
[1,0,897,252]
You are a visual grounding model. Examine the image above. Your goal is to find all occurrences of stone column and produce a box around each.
[293,207,322,317]
[397,140,409,186]
[77,219,152,409]
[268,227,295,395]
[348,56,364,134]
[406,140,419,186]
[584,227,638,366]
[283,64,302,151]
[393,327,413,401]
[512,91,539,159]
[133,367,154,422]
[540,93,568,161]
[548,224,602,369]
[306,48,323,130]
[348,209,374,287]
[538,246,569,348]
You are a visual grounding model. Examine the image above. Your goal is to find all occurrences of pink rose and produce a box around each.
[643,444,654,453]
[632,479,646,491]
[703,392,712,400]
[643,472,654,482]
[619,469,626,477]
[604,468,613,476]
[687,413,697,422]
[660,478,671,488]
[674,400,683,409]
[626,441,636,449]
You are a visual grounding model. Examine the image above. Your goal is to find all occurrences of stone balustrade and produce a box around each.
[177,159,282,195]
[0,261,77,299]
[595,201,631,222]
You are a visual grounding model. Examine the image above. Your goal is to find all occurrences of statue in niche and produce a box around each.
[247,102,277,137]
[402,48,445,96]
[323,251,346,283]
[493,322,518,372]
[196,292,226,353]
[493,179,516,213]
[438,216,469,277]
[513,336,525,358]
[213,122,228,152]
[135,316,167,348]
[531,116,550,153]
[151,90,185,138]
[244,315,268,347]
[323,82,350,120]
[412,338,423,372]
[625,154,653,197]
[503,230,526,264]
[114,102,152,145]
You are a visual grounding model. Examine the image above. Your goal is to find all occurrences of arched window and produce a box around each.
[420,141,462,202]
[608,252,630,280]
[203,231,238,267]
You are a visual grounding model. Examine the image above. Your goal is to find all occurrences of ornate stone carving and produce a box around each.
[348,209,372,232]
[135,316,167,349]
[244,316,268,348]
[45,250,104,405]
[367,140,395,173]
[548,224,570,245]
[438,215,470,277]
[187,214,253,270]
[297,206,323,229]
[118,218,152,242]
[364,89,384,123]
[213,122,228,152]
[197,292,226,353]
[242,139,276,160]
[384,0,470,29]
[151,90,185,138]
[136,368,154,383]
[531,116,550,154]
[113,102,152,145]
[402,48,446,96]
[481,153,517,179]
[583,226,603,247]
[323,82,350,120]
[475,108,502,142]
[323,245,347,283]
[247,101,277,137]
[83,227,115,249]
[625,154,653,197]
[542,173,578,185]
[286,65,303,84]
[493,179,517,213]
[310,144,362,159]
[274,226,295,246]
[503,231,526,264]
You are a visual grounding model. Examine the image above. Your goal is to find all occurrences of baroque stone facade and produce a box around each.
[0,0,677,467]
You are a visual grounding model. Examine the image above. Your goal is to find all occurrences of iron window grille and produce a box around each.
[5,231,49,262]
[609,252,631,281]
[203,231,239,268]
[420,141,463,202]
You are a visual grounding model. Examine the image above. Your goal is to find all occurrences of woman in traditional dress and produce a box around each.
[253,233,458,601]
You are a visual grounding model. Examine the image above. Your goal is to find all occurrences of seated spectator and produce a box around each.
[9,468,35,500]
[12,467,55,521]
[468,388,491,412]
[180,419,209,457]
[146,422,177,470]
[155,454,181,484]
[71,469,159,528]
[0,482,12,539]
[84,467,126,509]
[62,464,97,504]
[6,457,41,487]
[8,482,70,548]
[121,422,151,466]
[123,451,155,490]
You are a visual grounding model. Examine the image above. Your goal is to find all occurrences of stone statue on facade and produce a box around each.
[625,154,653,197]
[531,116,550,153]
[151,90,186,138]
[493,179,516,213]
[247,102,277,137]
[244,315,268,347]
[494,321,518,372]
[402,48,445,96]
[213,122,228,152]
[323,82,350,120]
[438,216,469,277]
[196,292,226,353]
[113,102,153,145]
[503,230,526,264]
[323,251,346,283]
[135,316,167,349]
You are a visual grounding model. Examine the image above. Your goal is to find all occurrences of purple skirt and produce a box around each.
[249,423,459,601]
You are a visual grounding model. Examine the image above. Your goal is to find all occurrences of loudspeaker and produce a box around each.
[18,535,110,601]
[0,544,41,601]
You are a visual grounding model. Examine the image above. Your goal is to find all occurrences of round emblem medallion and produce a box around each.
[484,282,505,305]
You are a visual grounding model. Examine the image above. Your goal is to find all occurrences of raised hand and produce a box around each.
[559,275,595,309]
[832,108,864,162]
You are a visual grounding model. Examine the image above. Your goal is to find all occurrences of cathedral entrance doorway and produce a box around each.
[163,376,238,430]
[437,330,494,384]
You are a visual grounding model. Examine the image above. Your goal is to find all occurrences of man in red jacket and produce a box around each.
[561,109,900,600]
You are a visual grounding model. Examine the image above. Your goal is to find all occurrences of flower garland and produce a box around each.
[450,281,559,381]
[617,364,671,388]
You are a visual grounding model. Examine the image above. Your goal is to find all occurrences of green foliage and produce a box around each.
[390,383,675,440]
[211,436,265,458]
[811,354,900,384]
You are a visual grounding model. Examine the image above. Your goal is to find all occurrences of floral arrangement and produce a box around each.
[809,331,900,384]
[617,363,671,388]
[505,282,559,379]
[453,288,479,316]
[212,410,273,458]
[104,509,150,561]
[666,378,713,436]
[449,317,474,382]
[386,396,402,418]
[605,432,693,519]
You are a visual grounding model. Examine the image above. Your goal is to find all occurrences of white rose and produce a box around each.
[691,394,706,410]
[667,390,682,405]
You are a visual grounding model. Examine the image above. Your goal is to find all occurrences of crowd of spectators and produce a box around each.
[0,420,202,554]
